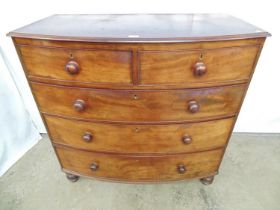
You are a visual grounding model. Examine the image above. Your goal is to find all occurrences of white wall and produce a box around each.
[0,47,41,176]
[0,0,279,133]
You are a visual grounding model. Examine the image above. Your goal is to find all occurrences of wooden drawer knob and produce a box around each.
[193,61,207,76]
[90,162,99,171]
[65,60,80,75]
[182,135,192,144]
[83,132,93,142]
[188,100,200,113]
[177,164,187,174]
[73,99,86,111]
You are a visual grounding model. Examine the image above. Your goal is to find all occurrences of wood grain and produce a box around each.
[14,38,264,89]
[7,14,270,43]
[18,45,132,84]
[139,46,259,85]
[55,146,223,182]
[8,15,269,183]
[45,115,234,154]
[31,82,246,122]
[13,37,265,50]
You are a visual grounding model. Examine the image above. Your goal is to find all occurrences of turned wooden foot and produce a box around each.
[200,176,214,185]
[66,173,79,182]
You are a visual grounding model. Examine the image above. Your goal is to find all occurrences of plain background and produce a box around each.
[0,0,278,133]
[0,49,40,176]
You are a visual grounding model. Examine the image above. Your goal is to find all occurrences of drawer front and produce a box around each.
[56,147,223,182]
[32,82,245,122]
[140,46,259,85]
[18,46,132,84]
[46,115,234,154]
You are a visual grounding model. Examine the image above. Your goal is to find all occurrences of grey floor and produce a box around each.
[0,133,280,210]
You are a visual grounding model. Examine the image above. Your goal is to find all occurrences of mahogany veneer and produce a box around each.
[45,115,234,154]
[8,14,270,184]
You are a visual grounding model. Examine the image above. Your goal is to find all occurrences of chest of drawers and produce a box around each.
[8,14,270,184]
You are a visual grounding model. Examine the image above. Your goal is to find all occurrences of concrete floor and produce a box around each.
[0,133,280,210]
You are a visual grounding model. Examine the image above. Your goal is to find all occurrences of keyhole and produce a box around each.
[133,94,139,100]
[134,127,140,132]
[70,53,74,59]
[199,53,204,61]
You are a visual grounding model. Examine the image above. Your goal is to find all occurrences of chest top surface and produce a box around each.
[8,14,270,42]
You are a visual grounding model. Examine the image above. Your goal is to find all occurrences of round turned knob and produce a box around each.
[65,60,80,75]
[83,132,93,142]
[73,99,86,112]
[188,100,200,113]
[193,61,207,76]
[182,135,192,144]
[177,164,187,174]
[90,163,99,171]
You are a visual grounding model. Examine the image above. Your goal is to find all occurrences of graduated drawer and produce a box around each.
[56,146,223,182]
[18,45,132,85]
[31,82,246,122]
[46,115,234,154]
[139,46,259,86]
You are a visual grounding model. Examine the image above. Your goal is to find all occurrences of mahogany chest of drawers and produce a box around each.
[8,14,270,184]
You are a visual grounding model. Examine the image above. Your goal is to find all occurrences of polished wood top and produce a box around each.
[8,14,270,43]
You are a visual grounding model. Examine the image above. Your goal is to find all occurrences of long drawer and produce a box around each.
[46,115,234,154]
[31,82,246,122]
[56,146,223,182]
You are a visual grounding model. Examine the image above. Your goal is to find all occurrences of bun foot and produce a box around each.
[200,176,214,185]
[66,173,79,182]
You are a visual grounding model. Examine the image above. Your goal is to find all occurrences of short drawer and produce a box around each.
[18,45,132,84]
[139,46,259,86]
[56,146,223,182]
[46,115,234,154]
[31,82,245,122]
